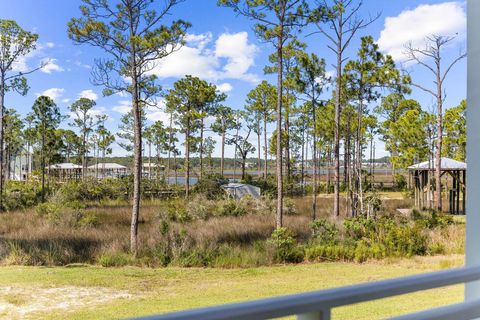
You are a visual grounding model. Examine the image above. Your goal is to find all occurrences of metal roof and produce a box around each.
[408,157,466,170]
[87,163,128,170]
[48,163,82,169]
[222,183,261,199]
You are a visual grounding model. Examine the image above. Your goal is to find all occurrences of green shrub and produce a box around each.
[194,174,228,200]
[311,219,339,244]
[267,228,304,263]
[217,199,247,217]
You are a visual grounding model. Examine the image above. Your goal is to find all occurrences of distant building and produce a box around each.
[88,163,129,178]
[9,153,32,181]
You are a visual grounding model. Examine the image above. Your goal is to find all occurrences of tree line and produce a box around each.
[0,0,466,255]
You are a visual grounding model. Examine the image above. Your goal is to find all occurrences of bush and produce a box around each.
[4,180,43,211]
[311,219,339,244]
[194,174,228,200]
[267,228,304,263]
[217,199,247,217]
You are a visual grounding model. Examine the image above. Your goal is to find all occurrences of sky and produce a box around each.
[0,0,467,159]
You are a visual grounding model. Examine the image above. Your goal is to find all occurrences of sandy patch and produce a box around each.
[0,285,133,319]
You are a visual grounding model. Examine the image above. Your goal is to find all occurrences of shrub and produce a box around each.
[217,199,247,217]
[311,219,339,244]
[194,174,228,200]
[4,180,43,211]
[267,228,304,263]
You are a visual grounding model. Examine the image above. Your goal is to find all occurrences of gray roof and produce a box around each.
[48,163,82,169]
[408,157,466,170]
[222,183,261,199]
[88,163,127,170]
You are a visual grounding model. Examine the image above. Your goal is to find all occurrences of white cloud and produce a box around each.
[61,98,71,104]
[112,100,131,114]
[45,42,55,48]
[41,58,64,74]
[38,88,64,101]
[217,82,233,93]
[378,2,466,62]
[78,89,98,101]
[149,31,259,83]
[215,32,258,82]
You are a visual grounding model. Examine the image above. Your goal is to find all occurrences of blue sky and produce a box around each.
[1,0,467,158]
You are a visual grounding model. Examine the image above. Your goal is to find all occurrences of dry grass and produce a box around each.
[0,193,464,266]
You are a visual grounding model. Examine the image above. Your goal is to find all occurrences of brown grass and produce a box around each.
[0,193,464,267]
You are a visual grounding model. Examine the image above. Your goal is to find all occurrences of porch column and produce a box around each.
[465,0,480,301]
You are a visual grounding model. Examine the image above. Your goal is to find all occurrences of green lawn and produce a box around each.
[0,255,464,320]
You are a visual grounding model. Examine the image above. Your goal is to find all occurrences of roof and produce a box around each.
[222,183,261,199]
[48,163,82,169]
[87,163,128,170]
[142,163,165,168]
[408,157,466,170]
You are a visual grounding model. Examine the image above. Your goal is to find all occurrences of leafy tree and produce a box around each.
[4,109,24,182]
[245,81,276,178]
[96,120,115,173]
[390,108,431,169]
[68,0,190,254]
[69,97,100,177]
[344,36,408,215]
[31,96,62,202]
[227,111,255,180]
[265,39,305,178]
[0,20,40,208]
[404,35,466,211]
[22,112,37,179]
[376,93,422,172]
[312,0,378,217]
[211,105,236,176]
[443,100,466,161]
[203,136,217,172]
[218,0,319,228]
[166,75,211,198]
[294,51,329,220]
[147,120,169,179]
[57,129,81,163]
[117,109,146,153]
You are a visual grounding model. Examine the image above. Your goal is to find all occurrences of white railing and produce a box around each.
[135,266,480,320]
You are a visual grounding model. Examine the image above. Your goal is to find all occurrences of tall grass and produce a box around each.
[0,194,464,267]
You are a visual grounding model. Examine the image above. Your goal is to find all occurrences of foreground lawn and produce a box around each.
[0,255,464,320]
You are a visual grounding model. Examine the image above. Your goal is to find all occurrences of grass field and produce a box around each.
[0,255,464,320]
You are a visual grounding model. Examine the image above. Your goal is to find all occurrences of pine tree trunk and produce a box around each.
[333,39,342,218]
[312,99,318,221]
[264,114,268,178]
[435,64,443,211]
[276,36,284,228]
[0,73,5,210]
[221,130,225,176]
[185,122,190,198]
[199,119,204,179]
[257,121,261,177]
[130,72,142,255]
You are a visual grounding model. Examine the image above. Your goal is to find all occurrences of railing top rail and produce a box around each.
[134,266,480,320]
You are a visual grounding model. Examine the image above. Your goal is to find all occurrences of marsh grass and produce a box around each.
[0,193,464,267]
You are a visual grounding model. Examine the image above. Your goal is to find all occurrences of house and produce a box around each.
[9,154,32,181]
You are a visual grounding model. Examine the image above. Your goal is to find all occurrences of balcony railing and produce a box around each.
[135,266,480,320]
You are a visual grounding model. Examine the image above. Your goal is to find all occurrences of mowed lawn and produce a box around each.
[0,255,464,320]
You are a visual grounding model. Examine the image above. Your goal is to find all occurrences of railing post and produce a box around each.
[466,0,480,303]
[297,309,331,320]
